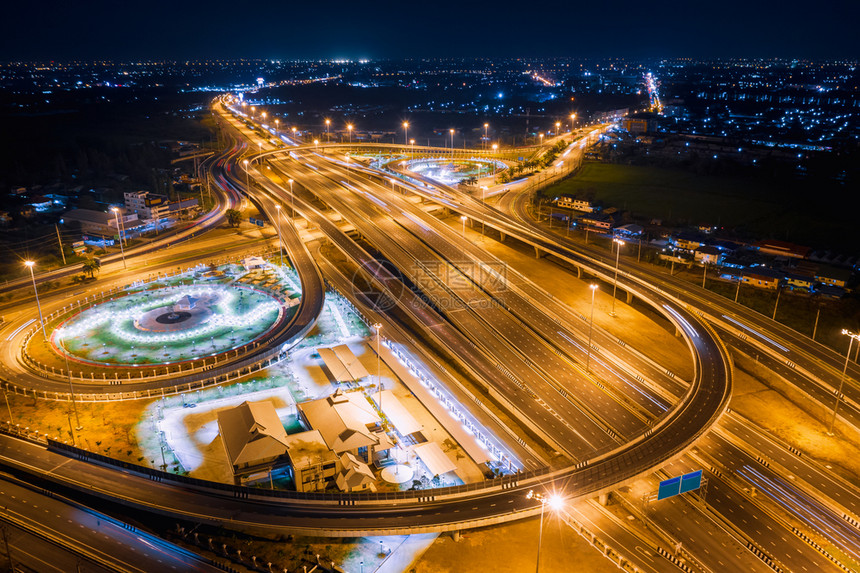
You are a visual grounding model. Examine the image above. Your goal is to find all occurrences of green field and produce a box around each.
[541,163,855,251]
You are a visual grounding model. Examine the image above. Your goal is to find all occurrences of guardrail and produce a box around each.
[44,436,550,503]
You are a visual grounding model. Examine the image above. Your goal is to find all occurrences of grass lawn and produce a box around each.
[541,162,856,250]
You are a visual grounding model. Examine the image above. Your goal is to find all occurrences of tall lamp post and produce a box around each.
[347,124,353,144]
[374,323,383,422]
[410,138,415,161]
[402,121,409,146]
[586,284,598,372]
[527,490,563,573]
[610,238,624,317]
[24,261,47,339]
[460,215,468,260]
[243,159,250,192]
[111,208,127,269]
[570,113,576,132]
[275,205,283,267]
[828,329,860,435]
[56,331,82,430]
[449,129,455,160]
[325,118,331,142]
[555,121,561,136]
[483,122,489,151]
[288,179,295,216]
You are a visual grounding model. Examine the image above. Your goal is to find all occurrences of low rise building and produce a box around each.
[556,194,597,213]
[297,389,393,464]
[754,239,811,260]
[217,400,290,484]
[741,268,783,290]
[124,191,170,221]
[694,245,723,265]
[283,429,339,493]
[815,266,852,289]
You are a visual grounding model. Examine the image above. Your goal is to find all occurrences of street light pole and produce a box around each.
[484,123,488,151]
[243,159,250,192]
[111,208,127,269]
[58,334,82,430]
[24,261,47,339]
[403,121,409,146]
[828,329,858,435]
[450,129,455,160]
[374,323,383,421]
[527,490,563,573]
[611,239,624,317]
[289,179,295,216]
[460,215,467,259]
[275,205,283,267]
[586,284,598,372]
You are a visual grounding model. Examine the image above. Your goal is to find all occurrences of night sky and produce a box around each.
[2,0,857,61]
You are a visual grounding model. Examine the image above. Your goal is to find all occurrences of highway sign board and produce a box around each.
[657,476,681,500]
[680,470,703,494]
[658,470,703,500]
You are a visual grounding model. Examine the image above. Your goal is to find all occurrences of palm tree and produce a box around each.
[82,258,101,278]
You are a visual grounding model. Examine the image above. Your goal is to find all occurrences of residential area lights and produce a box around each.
[527,490,564,573]
[24,261,47,339]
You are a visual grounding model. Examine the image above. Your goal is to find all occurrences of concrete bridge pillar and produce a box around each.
[534,246,543,258]
[499,232,506,243]
[451,530,461,542]
[575,266,582,279]
[626,291,633,304]
[598,492,610,506]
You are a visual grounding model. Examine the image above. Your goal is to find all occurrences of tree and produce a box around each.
[82,258,101,278]
[226,209,242,228]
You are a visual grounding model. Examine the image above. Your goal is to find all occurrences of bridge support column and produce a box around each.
[534,246,543,259]
[451,530,461,542]
[575,266,582,279]
[626,291,633,304]
[675,325,682,338]
[598,492,610,506]
[499,232,506,243]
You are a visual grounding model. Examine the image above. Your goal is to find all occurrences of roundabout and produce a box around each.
[51,284,284,367]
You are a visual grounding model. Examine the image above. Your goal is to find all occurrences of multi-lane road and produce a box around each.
[0,94,858,572]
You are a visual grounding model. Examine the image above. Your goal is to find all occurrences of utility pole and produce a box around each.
[1,526,15,573]
[55,224,66,265]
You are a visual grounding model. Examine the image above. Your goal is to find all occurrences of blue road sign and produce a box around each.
[657,477,681,500]
[658,470,703,500]
[680,470,703,494]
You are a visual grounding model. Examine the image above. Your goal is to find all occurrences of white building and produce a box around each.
[124,191,170,220]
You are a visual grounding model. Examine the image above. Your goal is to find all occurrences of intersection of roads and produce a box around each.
[1,95,859,572]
